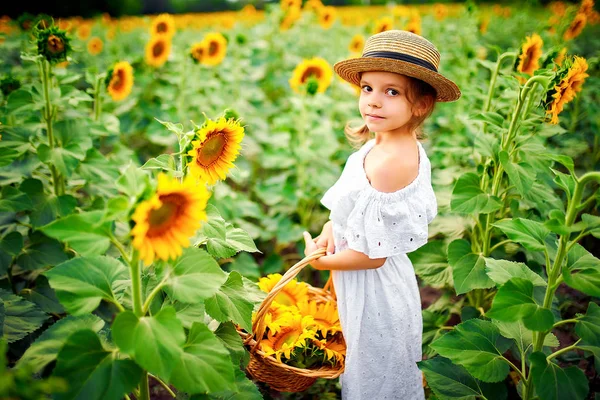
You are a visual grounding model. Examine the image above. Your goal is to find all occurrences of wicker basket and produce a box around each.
[236,248,345,392]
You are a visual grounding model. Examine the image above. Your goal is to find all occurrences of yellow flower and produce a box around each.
[289,57,333,94]
[280,5,301,31]
[554,47,567,67]
[579,0,595,17]
[318,6,336,29]
[190,41,207,64]
[187,117,244,185]
[201,32,227,66]
[258,273,310,307]
[348,34,364,53]
[259,313,316,362]
[254,302,299,336]
[563,12,587,40]
[87,37,103,55]
[281,0,301,11]
[76,23,91,40]
[150,13,176,39]
[516,33,543,83]
[432,3,448,21]
[479,14,490,34]
[131,173,211,265]
[304,0,323,12]
[544,55,589,125]
[405,15,421,35]
[145,35,171,67]
[312,334,346,364]
[373,16,393,34]
[549,1,567,16]
[297,300,341,337]
[107,61,134,101]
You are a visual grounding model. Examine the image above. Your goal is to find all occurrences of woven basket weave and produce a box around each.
[236,248,345,392]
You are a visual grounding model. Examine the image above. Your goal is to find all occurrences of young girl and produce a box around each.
[302,30,461,399]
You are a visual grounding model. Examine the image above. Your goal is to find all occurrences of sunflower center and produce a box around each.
[156,22,168,33]
[48,35,65,54]
[153,41,165,57]
[193,47,204,60]
[147,194,183,236]
[195,132,226,167]
[111,69,125,90]
[272,327,300,350]
[208,41,219,56]
[300,67,322,83]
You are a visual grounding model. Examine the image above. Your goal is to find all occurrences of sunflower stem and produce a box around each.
[139,371,150,400]
[129,251,144,317]
[39,58,63,196]
[93,74,103,122]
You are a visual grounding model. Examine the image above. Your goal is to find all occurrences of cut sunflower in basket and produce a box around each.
[253,273,346,369]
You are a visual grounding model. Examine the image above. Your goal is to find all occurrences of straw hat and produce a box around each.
[334,30,461,102]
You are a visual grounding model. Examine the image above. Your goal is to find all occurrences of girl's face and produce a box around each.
[358,71,419,135]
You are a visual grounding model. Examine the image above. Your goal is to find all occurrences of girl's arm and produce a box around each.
[303,231,386,270]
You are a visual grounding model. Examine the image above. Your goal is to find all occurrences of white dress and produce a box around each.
[320,138,437,400]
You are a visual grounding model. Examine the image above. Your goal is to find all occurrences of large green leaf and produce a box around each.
[492,320,558,354]
[214,321,247,365]
[499,150,536,201]
[575,302,600,346]
[0,185,33,213]
[484,258,546,287]
[563,244,600,297]
[205,271,255,332]
[170,322,237,394]
[17,314,104,373]
[112,307,186,380]
[429,318,512,383]
[40,210,112,256]
[191,368,264,400]
[163,247,228,304]
[411,241,453,288]
[16,231,69,271]
[529,352,588,400]
[37,120,92,177]
[53,329,142,400]
[19,178,77,228]
[0,289,48,343]
[449,239,494,295]
[418,356,507,400]
[486,278,554,331]
[492,218,550,252]
[20,276,65,314]
[450,172,502,215]
[0,231,23,257]
[45,256,129,315]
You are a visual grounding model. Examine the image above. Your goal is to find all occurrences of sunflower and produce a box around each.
[281,0,301,11]
[544,56,589,125]
[433,3,448,21]
[131,173,211,266]
[255,302,299,336]
[87,36,103,55]
[311,334,346,364]
[405,15,422,35]
[318,6,336,29]
[187,117,244,185]
[549,1,567,16]
[348,34,364,53]
[563,12,587,40]
[579,0,595,17]
[304,0,323,12]
[479,14,490,34]
[36,26,71,64]
[259,313,317,362]
[297,300,342,337]
[280,5,301,31]
[106,61,134,101]
[289,57,333,95]
[145,35,171,67]
[190,41,207,64]
[554,47,567,66]
[258,273,310,306]
[373,16,393,34]
[515,33,543,83]
[201,32,227,66]
[150,13,176,38]
[76,23,91,40]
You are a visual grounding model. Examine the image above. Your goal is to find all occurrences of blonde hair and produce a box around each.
[344,73,437,149]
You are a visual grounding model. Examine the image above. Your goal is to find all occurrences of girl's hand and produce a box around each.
[302,231,319,257]
[314,220,335,256]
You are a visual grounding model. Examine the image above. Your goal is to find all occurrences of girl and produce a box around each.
[302,30,461,399]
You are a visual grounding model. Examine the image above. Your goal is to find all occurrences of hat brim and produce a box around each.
[334,57,461,102]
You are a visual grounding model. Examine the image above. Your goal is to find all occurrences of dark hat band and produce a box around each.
[362,51,438,73]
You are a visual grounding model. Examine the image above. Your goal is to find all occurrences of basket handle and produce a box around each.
[250,247,328,352]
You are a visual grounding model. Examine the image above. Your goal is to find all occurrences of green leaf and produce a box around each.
[20,276,65,314]
[19,178,77,228]
[214,321,247,365]
[112,307,186,380]
[16,231,69,271]
[164,247,228,303]
[563,244,600,297]
[39,210,112,256]
[0,289,48,343]
[470,111,506,128]
[44,256,129,315]
[552,169,576,200]
[116,162,151,200]
[0,231,23,257]
[529,351,588,400]
[498,151,536,201]
[484,258,546,286]
[170,322,237,394]
[429,318,512,383]
[447,239,471,267]
[17,314,104,373]
[155,118,185,137]
[53,329,142,400]
[486,278,554,331]
[492,218,550,252]
[450,246,495,295]
[226,225,260,253]
[205,271,255,332]
[0,185,33,212]
[575,302,600,346]
[582,214,600,238]
[5,89,36,114]
[77,148,121,190]
[492,320,558,354]
[542,152,575,176]
[450,172,502,215]
[411,241,454,288]
[418,356,508,400]
[141,154,177,173]
[226,252,261,280]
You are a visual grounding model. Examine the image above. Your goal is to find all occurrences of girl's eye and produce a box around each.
[387,88,399,96]
[361,85,372,92]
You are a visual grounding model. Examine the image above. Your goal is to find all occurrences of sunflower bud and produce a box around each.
[0,75,21,97]
[542,55,589,125]
[306,76,319,96]
[36,26,71,64]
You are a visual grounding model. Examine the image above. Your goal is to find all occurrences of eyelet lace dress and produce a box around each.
[320,139,437,400]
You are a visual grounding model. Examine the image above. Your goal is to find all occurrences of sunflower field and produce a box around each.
[0,0,599,399]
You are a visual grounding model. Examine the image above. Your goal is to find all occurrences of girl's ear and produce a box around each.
[414,95,434,117]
